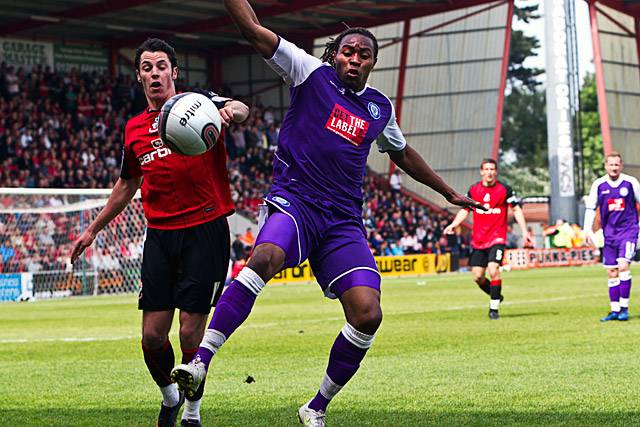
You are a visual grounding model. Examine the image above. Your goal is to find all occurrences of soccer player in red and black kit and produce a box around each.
[444,159,532,319]
[70,38,249,426]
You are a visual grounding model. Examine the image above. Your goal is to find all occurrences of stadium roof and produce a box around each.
[592,0,640,19]
[1,0,499,55]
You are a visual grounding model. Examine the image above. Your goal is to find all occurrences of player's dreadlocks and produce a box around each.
[320,27,379,67]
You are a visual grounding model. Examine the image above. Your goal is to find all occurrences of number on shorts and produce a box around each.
[625,242,636,260]
[495,249,503,261]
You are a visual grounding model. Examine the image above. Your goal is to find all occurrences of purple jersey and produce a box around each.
[585,173,640,240]
[265,37,406,217]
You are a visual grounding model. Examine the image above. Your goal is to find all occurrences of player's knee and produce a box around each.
[178,323,202,347]
[607,269,619,279]
[349,303,382,334]
[247,244,285,279]
[141,332,168,350]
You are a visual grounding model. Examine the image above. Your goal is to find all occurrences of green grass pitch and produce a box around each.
[2,265,640,426]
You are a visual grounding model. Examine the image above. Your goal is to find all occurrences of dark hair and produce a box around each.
[480,158,498,169]
[320,27,378,67]
[135,38,178,71]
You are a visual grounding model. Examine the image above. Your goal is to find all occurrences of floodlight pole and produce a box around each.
[544,0,578,223]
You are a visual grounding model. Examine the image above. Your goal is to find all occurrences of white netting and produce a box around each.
[0,188,146,299]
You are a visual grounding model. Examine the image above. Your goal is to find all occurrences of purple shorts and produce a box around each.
[602,237,637,268]
[255,190,380,298]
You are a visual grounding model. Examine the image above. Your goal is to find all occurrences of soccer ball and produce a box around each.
[158,92,222,156]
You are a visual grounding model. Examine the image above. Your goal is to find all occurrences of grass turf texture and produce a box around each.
[1,265,639,426]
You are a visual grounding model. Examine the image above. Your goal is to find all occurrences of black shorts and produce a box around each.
[469,244,506,267]
[138,216,230,314]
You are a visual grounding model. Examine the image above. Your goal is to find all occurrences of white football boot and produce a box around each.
[298,400,326,427]
[170,358,207,400]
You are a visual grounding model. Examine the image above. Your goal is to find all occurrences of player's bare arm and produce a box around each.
[444,209,470,235]
[219,99,249,127]
[388,145,484,211]
[224,0,279,57]
[512,205,533,246]
[70,176,142,263]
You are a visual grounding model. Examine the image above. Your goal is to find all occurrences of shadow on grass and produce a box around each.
[5,408,640,426]
[500,311,560,318]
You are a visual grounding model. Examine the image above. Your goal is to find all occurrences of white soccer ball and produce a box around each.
[158,92,222,156]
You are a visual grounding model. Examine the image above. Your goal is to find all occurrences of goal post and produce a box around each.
[0,188,146,301]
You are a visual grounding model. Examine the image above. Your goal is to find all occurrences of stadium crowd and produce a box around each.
[1,64,472,277]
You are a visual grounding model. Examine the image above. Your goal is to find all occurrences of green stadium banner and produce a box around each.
[0,38,53,70]
[54,44,109,73]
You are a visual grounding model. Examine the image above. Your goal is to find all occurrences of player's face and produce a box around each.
[605,156,622,180]
[480,162,497,185]
[137,51,178,107]
[334,34,377,92]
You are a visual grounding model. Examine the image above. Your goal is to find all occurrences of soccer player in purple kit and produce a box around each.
[583,152,640,322]
[171,1,483,425]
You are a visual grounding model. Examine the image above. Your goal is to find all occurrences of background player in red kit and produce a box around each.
[444,159,532,320]
[70,38,249,426]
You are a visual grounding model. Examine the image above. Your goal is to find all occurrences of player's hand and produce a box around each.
[447,193,487,211]
[522,230,534,247]
[218,106,234,127]
[584,231,595,247]
[70,229,96,264]
[443,224,455,235]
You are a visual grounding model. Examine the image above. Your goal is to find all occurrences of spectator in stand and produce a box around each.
[389,169,402,194]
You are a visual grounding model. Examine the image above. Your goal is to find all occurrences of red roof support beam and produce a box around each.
[492,0,513,160]
[287,0,506,40]
[0,0,160,36]
[389,19,411,176]
[636,19,640,85]
[379,0,508,50]
[595,4,635,35]
[589,0,613,154]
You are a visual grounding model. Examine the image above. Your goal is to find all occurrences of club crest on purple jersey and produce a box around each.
[367,102,381,120]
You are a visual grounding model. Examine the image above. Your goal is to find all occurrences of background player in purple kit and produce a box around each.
[583,152,640,322]
[171,1,483,425]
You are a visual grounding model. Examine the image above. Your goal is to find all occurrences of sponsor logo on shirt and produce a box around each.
[608,198,625,211]
[325,104,369,146]
[148,116,159,133]
[476,206,502,215]
[272,196,290,207]
[620,187,629,197]
[367,102,380,120]
[138,138,172,165]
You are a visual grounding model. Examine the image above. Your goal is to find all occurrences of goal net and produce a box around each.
[0,188,146,301]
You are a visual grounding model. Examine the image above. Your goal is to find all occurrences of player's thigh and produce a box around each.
[471,266,487,282]
[310,220,380,299]
[469,248,489,268]
[339,285,382,334]
[139,228,177,311]
[142,310,175,347]
[488,244,506,265]
[256,198,313,269]
[601,240,620,269]
[175,217,230,314]
[616,240,636,266]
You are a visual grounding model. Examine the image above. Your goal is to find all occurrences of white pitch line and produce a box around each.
[0,293,604,343]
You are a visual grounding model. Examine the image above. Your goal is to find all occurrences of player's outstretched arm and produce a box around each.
[70,176,142,264]
[224,0,279,57]
[388,145,484,211]
[512,205,533,247]
[444,209,470,235]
